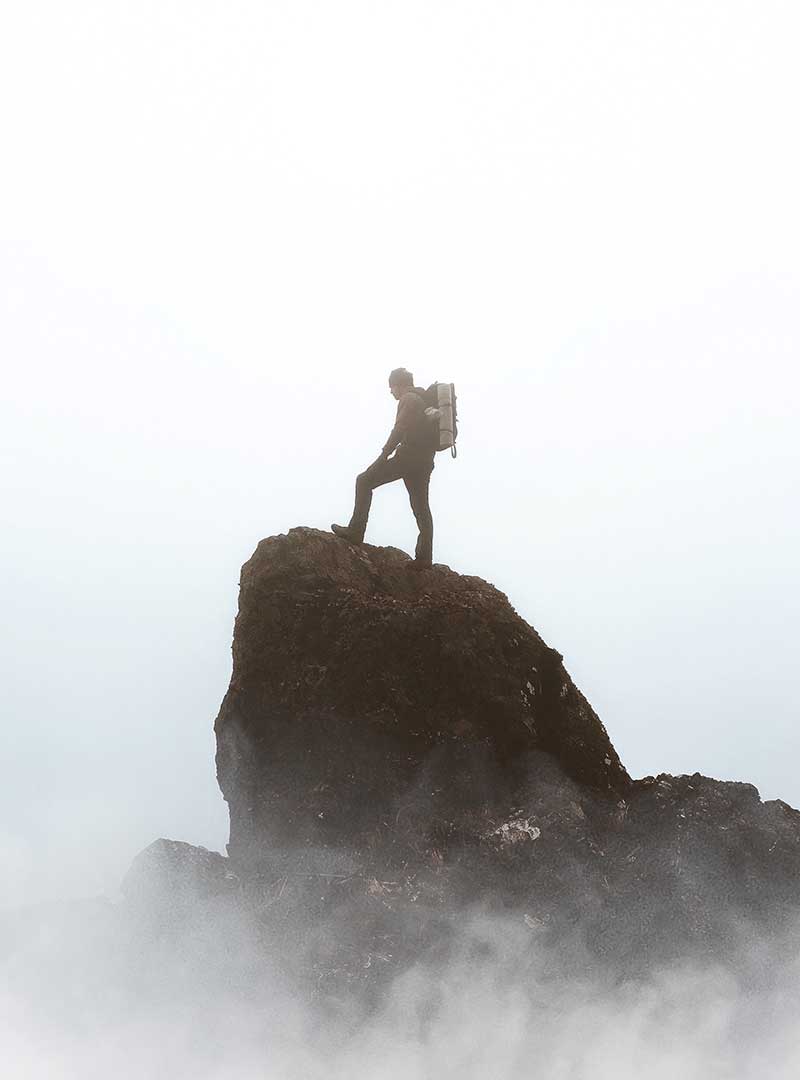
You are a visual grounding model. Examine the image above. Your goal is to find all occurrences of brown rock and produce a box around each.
[214,527,628,870]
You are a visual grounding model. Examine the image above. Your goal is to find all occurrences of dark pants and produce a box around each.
[349,452,435,564]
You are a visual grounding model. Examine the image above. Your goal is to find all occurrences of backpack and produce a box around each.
[421,382,458,457]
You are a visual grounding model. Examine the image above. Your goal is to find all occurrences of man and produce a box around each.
[332,368,436,569]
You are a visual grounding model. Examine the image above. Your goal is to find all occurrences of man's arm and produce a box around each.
[382,393,421,456]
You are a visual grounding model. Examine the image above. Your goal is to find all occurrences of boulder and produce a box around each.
[214,527,628,870]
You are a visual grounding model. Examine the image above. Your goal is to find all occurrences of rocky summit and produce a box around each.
[198,528,800,986]
[9,524,787,1008]
[214,527,627,869]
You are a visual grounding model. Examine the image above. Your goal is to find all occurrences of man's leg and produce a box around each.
[344,455,405,539]
[403,462,434,566]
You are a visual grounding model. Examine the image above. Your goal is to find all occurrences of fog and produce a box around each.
[1,0,798,935]
[4,894,800,1078]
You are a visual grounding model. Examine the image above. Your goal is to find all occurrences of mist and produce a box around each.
[4,889,800,1079]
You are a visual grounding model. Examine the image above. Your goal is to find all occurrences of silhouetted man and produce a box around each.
[332,368,436,569]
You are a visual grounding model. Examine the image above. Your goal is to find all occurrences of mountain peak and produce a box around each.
[215,527,628,869]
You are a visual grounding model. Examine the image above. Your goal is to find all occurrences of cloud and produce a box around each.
[3,881,799,1078]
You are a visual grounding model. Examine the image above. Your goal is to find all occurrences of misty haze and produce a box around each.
[2,2,799,1077]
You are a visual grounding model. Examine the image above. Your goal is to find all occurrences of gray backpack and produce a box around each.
[422,382,458,458]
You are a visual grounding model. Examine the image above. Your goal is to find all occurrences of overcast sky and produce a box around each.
[1,1,798,909]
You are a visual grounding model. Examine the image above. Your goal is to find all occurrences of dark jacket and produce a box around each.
[382,387,436,459]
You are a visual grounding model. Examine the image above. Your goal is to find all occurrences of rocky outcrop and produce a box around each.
[10,527,800,1063]
[205,528,800,987]
[122,839,238,914]
[214,527,628,870]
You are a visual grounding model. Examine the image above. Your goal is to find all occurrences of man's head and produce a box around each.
[388,367,414,400]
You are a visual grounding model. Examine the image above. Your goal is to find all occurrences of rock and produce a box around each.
[205,528,800,982]
[15,526,800,1046]
[214,527,628,870]
[121,838,238,912]
[93,527,800,999]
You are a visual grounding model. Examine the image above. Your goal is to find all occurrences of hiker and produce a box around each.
[332,368,438,569]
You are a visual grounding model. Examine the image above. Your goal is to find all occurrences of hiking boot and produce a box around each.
[331,524,364,544]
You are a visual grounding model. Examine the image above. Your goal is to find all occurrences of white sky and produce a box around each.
[1,1,798,907]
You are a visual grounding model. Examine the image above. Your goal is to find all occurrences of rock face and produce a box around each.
[207,528,800,984]
[11,526,800,1060]
[215,527,628,869]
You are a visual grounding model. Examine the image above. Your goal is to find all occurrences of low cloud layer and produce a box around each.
[4,886,800,1079]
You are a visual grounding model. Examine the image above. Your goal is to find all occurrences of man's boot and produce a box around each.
[331,523,364,544]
